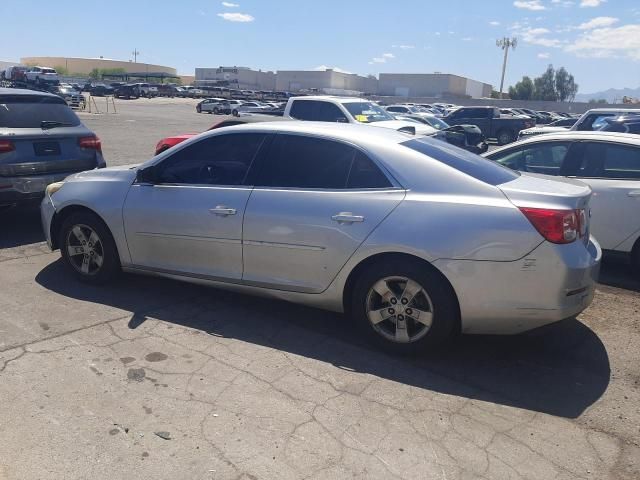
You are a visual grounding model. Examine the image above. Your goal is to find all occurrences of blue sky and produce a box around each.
[2,0,639,93]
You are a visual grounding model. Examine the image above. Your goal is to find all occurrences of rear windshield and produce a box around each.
[401,137,519,185]
[0,95,80,128]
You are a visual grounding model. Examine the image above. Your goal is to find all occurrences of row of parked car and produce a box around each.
[1,86,638,354]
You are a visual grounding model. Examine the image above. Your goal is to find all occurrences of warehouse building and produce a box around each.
[20,57,176,76]
[195,67,276,90]
[378,73,492,98]
[275,69,378,95]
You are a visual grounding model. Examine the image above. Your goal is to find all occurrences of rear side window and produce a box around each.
[0,95,80,128]
[577,142,640,179]
[256,135,355,188]
[347,152,392,188]
[289,100,347,122]
[402,137,519,185]
[490,142,571,176]
[289,100,314,120]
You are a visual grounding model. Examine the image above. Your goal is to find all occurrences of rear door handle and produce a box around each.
[628,191,640,197]
[209,206,237,216]
[331,212,364,223]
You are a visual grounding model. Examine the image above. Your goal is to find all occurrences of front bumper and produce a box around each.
[434,236,602,334]
[40,193,56,249]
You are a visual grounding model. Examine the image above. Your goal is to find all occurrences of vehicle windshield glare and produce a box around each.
[425,117,450,130]
[344,102,394,123]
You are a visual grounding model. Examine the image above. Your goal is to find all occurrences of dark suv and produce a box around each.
[0,88,105,207]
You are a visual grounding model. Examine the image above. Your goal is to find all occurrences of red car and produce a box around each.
[154,115,290,155]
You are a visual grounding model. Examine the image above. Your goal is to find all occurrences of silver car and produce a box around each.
[41,123,601,354]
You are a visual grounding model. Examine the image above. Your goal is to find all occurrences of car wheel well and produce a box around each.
[50,205,107,250]
[342,252,461,334]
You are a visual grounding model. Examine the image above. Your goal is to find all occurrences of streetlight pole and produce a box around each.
[496,37,517,99]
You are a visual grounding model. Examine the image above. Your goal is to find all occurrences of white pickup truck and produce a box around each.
[25,66,59,85]
[283,96,437,136]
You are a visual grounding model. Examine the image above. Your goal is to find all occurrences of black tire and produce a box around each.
[213,107,220,115]
[59,211,120,285]
[351,259,458,355]
[232,109,239,117]
[497,129,515,145]
[196,105,201,113]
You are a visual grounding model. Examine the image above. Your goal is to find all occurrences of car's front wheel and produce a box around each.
[496,129,515,145]
[59,211,120,284]
[351,259,458,355]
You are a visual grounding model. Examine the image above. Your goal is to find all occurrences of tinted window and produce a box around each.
[387,106,405,112]
[577,142,640,179]
[490,142,571,175]
[576,113,615,131]
[402,137,519,185]
[289,100,314,120]
[458,108,488,119]
[158,133,266,185]
[347,152,392,188]
[600,121,640,134]
[315,102,348,122]
[256,135,354,189]
[0,95,80,128]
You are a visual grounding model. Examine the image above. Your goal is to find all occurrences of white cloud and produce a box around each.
[392,44,415,49]
[313,65,352,74]
[461,37,473,41]
[221,1,239,6]
[565,24,640,60]
[371,53,395,64]
[489,21,501,26]
[382,53,394,58]
[551,0,574,5]
[514,25,564,47]
[514,0,546,11]
[434,32,441,36]
[580,0,605,7]
[537,52,551,58]
[577,16,618,29]
[217,12,254,22]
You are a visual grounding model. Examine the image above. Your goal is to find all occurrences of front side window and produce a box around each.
[578,142,640,179]
[490,141,571,175]
[157,133,266,185]
[315,102,348,122]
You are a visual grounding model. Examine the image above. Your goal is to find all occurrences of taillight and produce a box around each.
[0,139,15,153]
[78,136,102,153]
[519,207,584,244]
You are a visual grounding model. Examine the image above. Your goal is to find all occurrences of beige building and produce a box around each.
[195,67,276,90]
[20,57,177,76]
[378,73,492,98]
[276,69,378,95]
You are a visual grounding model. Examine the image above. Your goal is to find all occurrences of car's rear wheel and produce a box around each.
[351,259,457,355]
[59,211,120,284]
[232,109,239,116]
[497,129,515,145]
[213,107,220,114]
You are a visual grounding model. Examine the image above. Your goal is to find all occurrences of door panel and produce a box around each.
[123,184,251,279]
[242,189,404,292]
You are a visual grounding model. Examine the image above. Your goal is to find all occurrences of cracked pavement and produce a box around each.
[1,99,639,479]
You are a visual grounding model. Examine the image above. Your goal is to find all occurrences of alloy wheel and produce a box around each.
[65,224,105,275]
[365,276,434,343]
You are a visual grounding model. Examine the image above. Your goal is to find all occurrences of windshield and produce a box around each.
[424,116,450,130]
[344,102,394,123]
[0,95,80,128]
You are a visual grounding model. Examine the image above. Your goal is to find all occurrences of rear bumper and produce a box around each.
[0,172,72,206]
[434,236,602,334]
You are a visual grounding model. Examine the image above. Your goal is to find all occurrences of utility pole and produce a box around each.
[496,37,517,99]
[132,49,140,63]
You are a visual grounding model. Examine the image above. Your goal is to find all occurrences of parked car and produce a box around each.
[113,84,140,99]
[284,96,437,136]
[196,98,225,114]
[130,83,157,98]
[53,85,85,109]
[233,101,275,116]
[25,66,59,85]
[88,84,114,97]
[41,122,600,354]
[2,65,28,83]
[499,108,532,119]
[214,99,245,115]
[484,131,640,271]
[517,108,640,140]
[599,115,640,134]
[154,115,294,155]
[443,106,534,145]
[0,88,105,207]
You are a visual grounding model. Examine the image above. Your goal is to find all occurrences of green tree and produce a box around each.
[588,98,608,104]
[89,68,100,80]
[555,67,578,102]
[53,65,69,76]
[508,76,534,100]
[533,65,557,101]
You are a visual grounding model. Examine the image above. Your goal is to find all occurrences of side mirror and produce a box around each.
[136,165,158,184]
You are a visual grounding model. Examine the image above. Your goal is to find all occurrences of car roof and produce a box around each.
[0,87,59,98]
[291,96,370,103]
[488,131,640,154]
[583,108,640,114]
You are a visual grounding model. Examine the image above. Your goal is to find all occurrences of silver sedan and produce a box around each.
[40,123,601,354]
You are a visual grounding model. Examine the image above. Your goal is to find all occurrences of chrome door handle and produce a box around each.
[331,212,364,223]
[209,206,237,216]
[628,191,640,197]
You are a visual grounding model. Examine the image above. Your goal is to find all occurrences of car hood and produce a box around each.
[370,120,438,136]
[66,164,139,183]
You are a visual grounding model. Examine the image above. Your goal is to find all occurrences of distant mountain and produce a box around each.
[575,87,640,103]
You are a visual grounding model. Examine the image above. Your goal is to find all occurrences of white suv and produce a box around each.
[25,66,59,84]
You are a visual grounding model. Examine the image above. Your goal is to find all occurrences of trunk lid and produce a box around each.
[498,172,592,210]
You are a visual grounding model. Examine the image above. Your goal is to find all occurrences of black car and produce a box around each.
[0,88,105,207]
[88,84,114,97]
[599,115,640,134]
[113,84,140,99]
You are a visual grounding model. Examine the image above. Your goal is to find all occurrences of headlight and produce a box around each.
[45,182,65,196]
